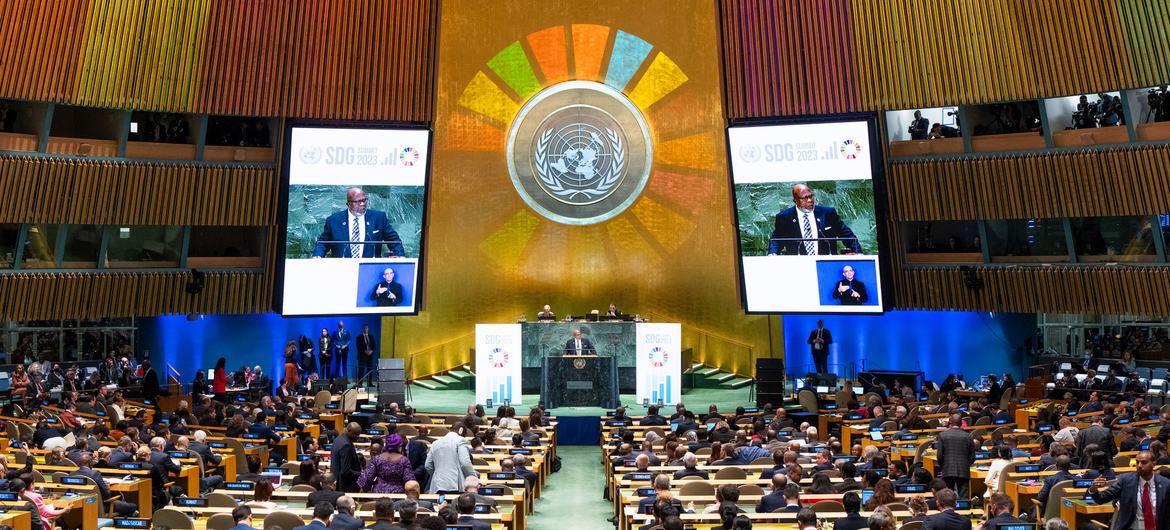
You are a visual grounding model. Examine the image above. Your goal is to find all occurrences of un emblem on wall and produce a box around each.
[508,81,652,225]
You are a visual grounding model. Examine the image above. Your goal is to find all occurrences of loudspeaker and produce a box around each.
[756,358,785,382]
[757,392,785,407]
[378,358,407,406]
[755,358,785,407]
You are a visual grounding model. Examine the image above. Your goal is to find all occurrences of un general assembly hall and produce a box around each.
[1,1,1170,529]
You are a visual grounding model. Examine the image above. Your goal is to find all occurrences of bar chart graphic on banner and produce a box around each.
[635,323,681,404]
[645,373,674,405]
[486,373,514,404]
[475,324,523,404]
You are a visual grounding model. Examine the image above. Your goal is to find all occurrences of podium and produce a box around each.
[541,355,619,409]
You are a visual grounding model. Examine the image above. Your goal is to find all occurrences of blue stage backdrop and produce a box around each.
[783,311,1035,384]
[138,313,382,390]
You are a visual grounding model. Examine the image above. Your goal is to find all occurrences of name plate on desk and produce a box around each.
[566,381,593,390]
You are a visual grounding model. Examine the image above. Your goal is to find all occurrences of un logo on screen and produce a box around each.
[508,81,652,225]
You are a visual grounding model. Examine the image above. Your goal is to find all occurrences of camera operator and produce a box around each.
[1094,93,1123,127]
[929,122,961,139]
[1072,95,1097,129]
[908,110,930,140]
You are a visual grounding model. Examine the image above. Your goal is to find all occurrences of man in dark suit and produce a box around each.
[807,320,832,374]
[329,496,363,530]
[831,265,868,305]
[640,405,668,426]
[983,493,1030,530]
[673,453,709,480]
[189,430,222,467]
[510,455,539,488]
[366,498,405,530]
[334,322,352,379]
[1077,416,1116,467]
[755,475,788,513]
[312,188,405,258]
[369,268,404,307]
[833,491,868,530]
[454,493,492,530]
[936,414,975,498]
[140,360,162,410]
[293,502,334,530]
[1090,450,1170,530]
[72,453,138,516]
[563,329,596,356]
[923,488,970,530]
[228,505,257,530]
[1037,455,1078,513]
[307,473,345,508]
[356,324,378,382]
[909,110,930,140]
[768,184,862,256]
[331,423,363,492]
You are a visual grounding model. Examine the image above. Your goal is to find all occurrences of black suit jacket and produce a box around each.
[1091,471,1170,530]
[313,209,404,258]
[807,327,833,353]
[832,279,868,305]
[356,333,377,357]
[189,442,222,466]
[330,433,362,492]
[923,509,972,530]
[563,338,596,356]
[141,368,161,401]
[982,513,1030,530]
[370,281,404,306]
[769,205,862,255]
[1037,470,1077,509]
[834,513,869,530]
[306,487,344,508]
[456,515,491,530]
[755,491,787,513]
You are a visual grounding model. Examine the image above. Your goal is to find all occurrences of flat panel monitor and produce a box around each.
[279,124,431,316]
[727,116,888,313]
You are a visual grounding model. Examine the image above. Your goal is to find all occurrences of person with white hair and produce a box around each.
[331,495,363,530]
[673,453,709,480]
[463,475,498,509]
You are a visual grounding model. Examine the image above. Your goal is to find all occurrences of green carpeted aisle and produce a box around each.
[525,446,613,530]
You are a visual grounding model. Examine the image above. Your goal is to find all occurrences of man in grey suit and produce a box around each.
[425,423,477,493]
[1089,451,1170,530]
[1076,416,1116,468]
[936,414,975,498]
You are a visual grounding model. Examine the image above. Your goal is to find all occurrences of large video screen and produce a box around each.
[279,125,430,316]
[727,118,886,313]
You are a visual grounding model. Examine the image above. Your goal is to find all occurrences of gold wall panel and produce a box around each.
[389,0,779,376]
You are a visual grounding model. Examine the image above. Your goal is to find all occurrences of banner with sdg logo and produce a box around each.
[475,324,522,405]
[636,323,681,405]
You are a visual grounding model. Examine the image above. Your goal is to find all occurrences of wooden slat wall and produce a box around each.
[0,155,275,226]
[719,0,861,117]
[0,0,438,120]
[887,145,1170,221]
[721,0,1170,118]
[0,270,270,320]
[892,266,1170,316]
